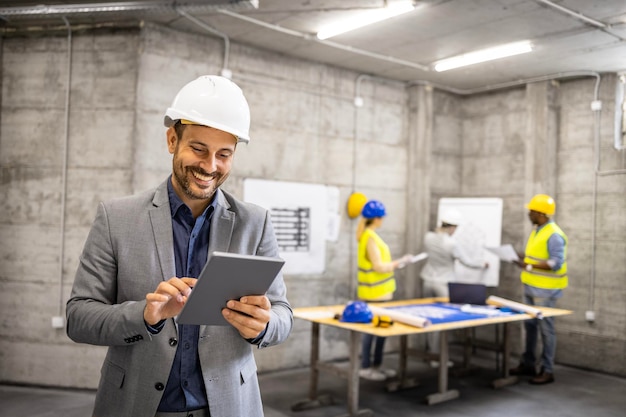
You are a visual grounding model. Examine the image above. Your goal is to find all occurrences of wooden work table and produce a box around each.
[291,297,572,416]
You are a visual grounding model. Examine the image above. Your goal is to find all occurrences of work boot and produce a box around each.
[429,360,454,369]
[373,366,397,378]
[358,368,386,381]
[530,371,555,385]
[510,364,536,376]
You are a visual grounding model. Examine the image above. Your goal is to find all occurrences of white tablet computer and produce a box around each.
[177,251,285,326]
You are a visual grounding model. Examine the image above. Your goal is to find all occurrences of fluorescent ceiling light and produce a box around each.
[316,1,415,40]
[434,41,533,72]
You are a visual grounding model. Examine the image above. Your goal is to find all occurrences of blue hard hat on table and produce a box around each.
[340,300,373,323]
[361,200,386,219]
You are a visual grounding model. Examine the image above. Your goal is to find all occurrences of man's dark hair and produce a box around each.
[174,121,187,139]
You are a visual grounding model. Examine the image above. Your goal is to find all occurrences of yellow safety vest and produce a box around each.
[357,228,396,300]
[521,222,568,290]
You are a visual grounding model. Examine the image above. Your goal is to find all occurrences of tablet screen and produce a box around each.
[176,251,285,325]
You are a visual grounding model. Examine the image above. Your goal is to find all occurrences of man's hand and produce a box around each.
[144,277,196,325]
[222,295,271,339]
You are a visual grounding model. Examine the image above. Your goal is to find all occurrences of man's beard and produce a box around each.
[173,162,228,201]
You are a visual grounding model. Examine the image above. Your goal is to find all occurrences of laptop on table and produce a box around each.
[447,282,487,305]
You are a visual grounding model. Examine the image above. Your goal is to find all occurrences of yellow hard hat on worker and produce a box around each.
[526,194,556,216]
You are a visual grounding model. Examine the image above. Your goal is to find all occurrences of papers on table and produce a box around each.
[369,305,431,328]
[460,304,503,316]
[486,244,520,262]
[487,295,544,319]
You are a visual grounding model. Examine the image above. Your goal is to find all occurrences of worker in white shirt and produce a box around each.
[420,209,488,367]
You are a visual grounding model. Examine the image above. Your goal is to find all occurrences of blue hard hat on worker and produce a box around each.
[340,300,373,323]
[361,200,386,219]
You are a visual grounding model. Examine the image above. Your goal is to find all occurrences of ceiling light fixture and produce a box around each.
[316,1,416,40]
[433,41,533,72]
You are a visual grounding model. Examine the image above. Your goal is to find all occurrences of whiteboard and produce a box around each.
[438,198,502,287]
[243,179,338,275]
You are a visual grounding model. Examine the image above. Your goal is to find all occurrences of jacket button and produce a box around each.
[155,382,164,391]
[169,338,178,347]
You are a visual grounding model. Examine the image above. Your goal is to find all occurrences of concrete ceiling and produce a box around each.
[1,0,626,91]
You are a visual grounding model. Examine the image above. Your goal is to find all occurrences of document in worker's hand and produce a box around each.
[486,244,519,262]
[410,252,428,263]
[397,252,428,269]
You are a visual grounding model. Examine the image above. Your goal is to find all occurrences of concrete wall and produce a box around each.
[0,28,139,387]
[0,23,624,389]
[553,76,626,374]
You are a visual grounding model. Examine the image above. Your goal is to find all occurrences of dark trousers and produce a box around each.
[361,333,386,368]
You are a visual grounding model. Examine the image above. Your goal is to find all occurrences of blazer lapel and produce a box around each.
[149,181,176,281]
[209,189,235,254]
[201,189,235,336]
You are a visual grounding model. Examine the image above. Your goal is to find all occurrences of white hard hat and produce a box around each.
[164,75,251,144]
[440,209,463,226]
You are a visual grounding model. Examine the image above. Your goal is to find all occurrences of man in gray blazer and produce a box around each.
[66,75,293,417]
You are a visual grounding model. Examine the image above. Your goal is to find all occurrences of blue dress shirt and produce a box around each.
[157,177,215,412]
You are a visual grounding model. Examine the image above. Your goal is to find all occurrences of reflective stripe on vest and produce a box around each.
[357,228,396,300]
[521,222,568,290]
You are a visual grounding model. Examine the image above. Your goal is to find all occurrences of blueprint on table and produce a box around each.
[386,303,517,324]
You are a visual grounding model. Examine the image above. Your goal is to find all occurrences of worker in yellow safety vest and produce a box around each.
[356,200,412,381]
[510,194,568,386]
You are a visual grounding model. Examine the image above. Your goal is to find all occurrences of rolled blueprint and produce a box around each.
[486,295,544,319]
[369,305,432,328]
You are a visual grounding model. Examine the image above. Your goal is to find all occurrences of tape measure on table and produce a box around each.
[372,315,394,328]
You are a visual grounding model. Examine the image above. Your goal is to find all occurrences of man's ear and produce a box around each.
[166,126,178,154]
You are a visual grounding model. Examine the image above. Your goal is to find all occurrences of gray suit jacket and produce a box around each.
[66,179,293,417]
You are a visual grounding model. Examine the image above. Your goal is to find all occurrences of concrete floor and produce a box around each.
[2,353,625,417]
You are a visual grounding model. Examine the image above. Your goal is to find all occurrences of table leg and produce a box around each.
[310,322,320,398]
[399,334,408,381]
[292,326,373,416]
[492,322,518,389]
[495,324,501,373]
[385,335,419,392]
[336,331,374,417]
[291,322,333,411]
[463,328,472,369]
[502,323,510,375]
[426,331,460,405]
[347,330,360,414]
